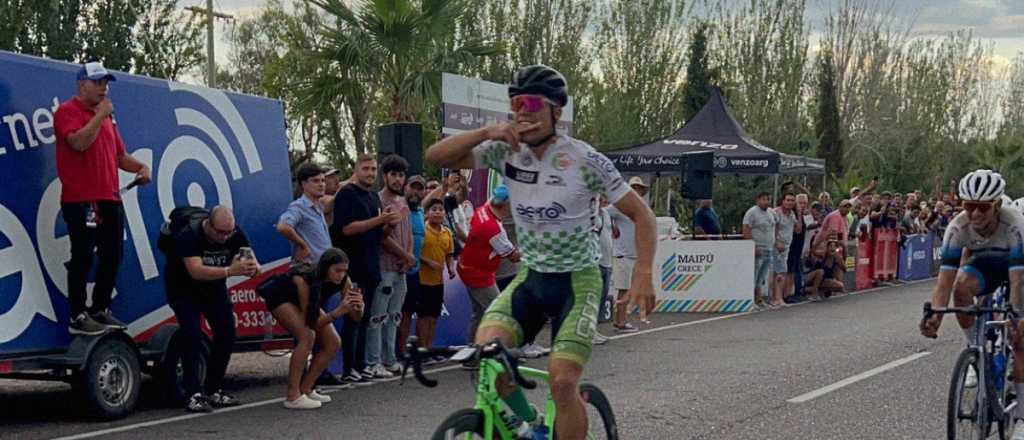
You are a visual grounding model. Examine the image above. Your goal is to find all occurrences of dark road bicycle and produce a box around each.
[924,287,1019,440]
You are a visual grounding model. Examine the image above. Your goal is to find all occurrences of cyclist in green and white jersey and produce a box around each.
[425,65,657,439]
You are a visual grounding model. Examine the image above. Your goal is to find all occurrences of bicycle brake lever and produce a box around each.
[413,348,438,388]
[502,352,537,390]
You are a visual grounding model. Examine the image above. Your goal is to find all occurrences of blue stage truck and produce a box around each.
[0,51,295,419]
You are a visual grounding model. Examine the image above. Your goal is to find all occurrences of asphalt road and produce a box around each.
[1,279,967,439]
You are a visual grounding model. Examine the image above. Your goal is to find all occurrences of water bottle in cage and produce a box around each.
[994,351,1007,391]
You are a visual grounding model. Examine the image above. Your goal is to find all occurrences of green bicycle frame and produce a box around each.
[474,358,556,439]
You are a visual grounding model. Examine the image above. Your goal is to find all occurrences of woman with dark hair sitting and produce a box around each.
[257,248,364,409]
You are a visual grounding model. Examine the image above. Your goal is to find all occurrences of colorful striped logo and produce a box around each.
[661,253,709,291]
[654,299,753,313]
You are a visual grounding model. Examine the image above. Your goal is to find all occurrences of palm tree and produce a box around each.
[305,0,501,123]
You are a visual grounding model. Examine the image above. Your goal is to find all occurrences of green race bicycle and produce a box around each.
[402,337,618,439]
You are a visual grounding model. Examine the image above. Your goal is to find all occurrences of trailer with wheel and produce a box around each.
[0,50,296,420]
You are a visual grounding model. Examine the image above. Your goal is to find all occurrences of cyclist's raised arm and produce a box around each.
[425,123,537,170]
[425,128,489,170]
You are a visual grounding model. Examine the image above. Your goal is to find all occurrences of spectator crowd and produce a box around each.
[49,60,977,416]
[740,177,966,310]
[202,154,655,411]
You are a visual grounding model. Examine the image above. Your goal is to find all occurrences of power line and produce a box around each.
[184,0,234,87]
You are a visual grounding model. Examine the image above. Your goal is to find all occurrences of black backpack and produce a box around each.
[157,206,210,257]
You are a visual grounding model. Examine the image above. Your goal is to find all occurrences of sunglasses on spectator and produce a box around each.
[511,95,554,113]
[962,201,994,213]
[210,224,235,238]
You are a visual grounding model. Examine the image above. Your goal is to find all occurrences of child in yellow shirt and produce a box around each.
[417,198,455,348]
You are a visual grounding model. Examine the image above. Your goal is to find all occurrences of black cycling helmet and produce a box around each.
[508,64,568,107]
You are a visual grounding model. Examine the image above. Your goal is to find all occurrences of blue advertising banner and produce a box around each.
[898,233,934,282]
[0,51,292,355]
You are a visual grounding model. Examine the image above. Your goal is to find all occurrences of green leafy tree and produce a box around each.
[583,0,689,149]
[814,49,843,179]
[681,21,715,123]
[13,0,90,61]
[308,0,500,124]
[132,0,205,80]
[82,0,142,70]
[0,0,28,51]
[999,53,1024,141]
[709,0,812,152]
[219,0,357,169]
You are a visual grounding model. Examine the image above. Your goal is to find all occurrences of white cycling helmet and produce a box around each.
[1002,194,1013,206]
[1013,197,1024,214]
[959,169,1006,202]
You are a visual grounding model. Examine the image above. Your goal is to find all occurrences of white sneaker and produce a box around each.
[522,343,550,359]
[283,394,322,410]
[966,365,978,389]
[372,364,394,379]
[592,332,609,345]
[385,362,403,374]
[307,390,332,403]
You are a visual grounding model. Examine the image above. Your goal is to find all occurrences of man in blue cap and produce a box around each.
[457,184,520,354]
[54,61,151,335]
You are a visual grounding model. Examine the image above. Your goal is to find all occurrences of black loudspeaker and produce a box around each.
[377,123,423,176]
[682,151,714,199]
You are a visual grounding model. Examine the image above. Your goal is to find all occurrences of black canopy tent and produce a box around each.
[605,87,825,177]
[604,88,825,214]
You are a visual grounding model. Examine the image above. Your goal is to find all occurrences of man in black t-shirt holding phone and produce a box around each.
[165,206,260,413]
[331,154,400,384]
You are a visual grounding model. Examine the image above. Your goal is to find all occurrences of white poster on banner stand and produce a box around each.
[653,240,755,313]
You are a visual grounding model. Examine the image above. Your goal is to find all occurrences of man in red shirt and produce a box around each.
[813,199,852,259]
[457,185,519,342]
[54,62,151,335]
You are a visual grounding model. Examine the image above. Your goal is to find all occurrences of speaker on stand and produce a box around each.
[681,151,714,239]
[377,123,423,176]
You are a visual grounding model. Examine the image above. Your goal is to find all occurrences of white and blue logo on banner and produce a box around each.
[0,51,292,355]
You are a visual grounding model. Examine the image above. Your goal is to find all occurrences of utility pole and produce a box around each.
[185,0,233,88]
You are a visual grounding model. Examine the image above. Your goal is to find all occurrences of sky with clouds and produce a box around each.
[184,0,1024,64]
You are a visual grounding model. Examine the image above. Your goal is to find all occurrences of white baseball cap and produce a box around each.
[77,62,116,82]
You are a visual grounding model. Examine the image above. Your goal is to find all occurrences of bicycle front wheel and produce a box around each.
[948,348,991,440]
[431,408,486,440]
[577,383,618,440]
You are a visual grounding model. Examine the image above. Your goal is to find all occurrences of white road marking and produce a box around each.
[51,279,933,439]
[786,352,932,404]
[606,278,933,340]
[49,363,466,440]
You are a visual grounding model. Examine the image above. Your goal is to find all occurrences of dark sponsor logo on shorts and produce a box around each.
[505,163,538,184]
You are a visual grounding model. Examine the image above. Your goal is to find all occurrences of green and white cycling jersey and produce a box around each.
[472,135,631,273]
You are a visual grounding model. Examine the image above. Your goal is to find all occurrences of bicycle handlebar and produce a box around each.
[400,336,537,390]
[921,301,1020,339]
[922,301,1018,319]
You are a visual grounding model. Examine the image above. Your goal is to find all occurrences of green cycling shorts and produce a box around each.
[479,265,602,366]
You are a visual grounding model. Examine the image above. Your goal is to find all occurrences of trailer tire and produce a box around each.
[78,338,141,420]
